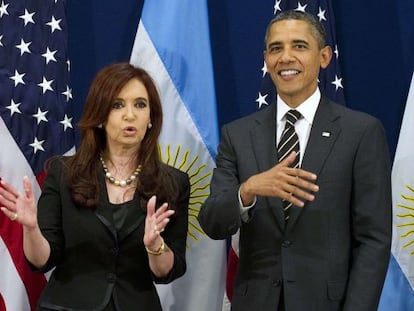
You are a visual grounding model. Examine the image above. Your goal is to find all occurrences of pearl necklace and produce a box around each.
[100,156,142,187]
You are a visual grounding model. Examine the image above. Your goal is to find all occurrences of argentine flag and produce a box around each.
[130,1,227,310]
[379,72,414,310]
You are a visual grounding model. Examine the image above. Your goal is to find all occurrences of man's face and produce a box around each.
[264,19,332,107]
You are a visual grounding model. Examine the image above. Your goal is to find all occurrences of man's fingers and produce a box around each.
[274,158,318,184]
[281,171,319,206]
[278,151,298,167]
[292,176,319,193]
[285,194,305,207]
[281,188,312,208]
[289,185,315,201]
[293,168,317,182]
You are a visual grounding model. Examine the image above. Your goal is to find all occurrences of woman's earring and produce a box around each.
[97,124,103,128]
[148,122,152,129]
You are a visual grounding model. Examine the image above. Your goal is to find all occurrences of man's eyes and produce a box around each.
[267,44,307,53]
[268,46,281,54]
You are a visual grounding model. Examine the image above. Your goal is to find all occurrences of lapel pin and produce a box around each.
[322,131,331,137]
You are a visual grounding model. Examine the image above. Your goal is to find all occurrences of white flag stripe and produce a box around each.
[0,238,31,311]
[391,71,414,289]
[0,117,41,196]
[0,116,42,311]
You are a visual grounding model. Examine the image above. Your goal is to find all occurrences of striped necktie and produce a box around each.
[277,109,302,220]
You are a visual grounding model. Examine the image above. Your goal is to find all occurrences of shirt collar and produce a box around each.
[276,88,321,125]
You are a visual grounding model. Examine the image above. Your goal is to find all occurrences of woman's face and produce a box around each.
[104,78,151,152]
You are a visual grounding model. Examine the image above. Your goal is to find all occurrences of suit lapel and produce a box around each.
[95,175,118,239]
[118,195,145,241]
[95,173,145,242]
[251,105,278,172]
[251,104,286,231]
[286,97,341,231]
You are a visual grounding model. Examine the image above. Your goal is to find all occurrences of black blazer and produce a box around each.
[199,96,392,311]
[33,157,190,311]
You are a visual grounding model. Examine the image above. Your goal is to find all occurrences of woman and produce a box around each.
[0,63,190,310]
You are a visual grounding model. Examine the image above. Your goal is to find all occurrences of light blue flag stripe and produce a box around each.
[141,0,219,158]
[379,255,414,310]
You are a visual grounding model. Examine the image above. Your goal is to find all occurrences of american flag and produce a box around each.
[0,0,74,310]
[225,0,345,306]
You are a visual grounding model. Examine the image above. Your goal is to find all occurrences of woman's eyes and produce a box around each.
[111,100,148,109]
[136,100,147,108]
[112,101,123,109]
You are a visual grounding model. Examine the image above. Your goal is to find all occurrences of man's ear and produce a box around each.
[320,45,332,69]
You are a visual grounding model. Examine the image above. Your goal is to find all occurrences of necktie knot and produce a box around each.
[278,109,302,164]
[286,109,302,125]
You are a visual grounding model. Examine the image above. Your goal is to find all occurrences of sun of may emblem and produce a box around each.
[159,144,212,249]
[396,184,414,255]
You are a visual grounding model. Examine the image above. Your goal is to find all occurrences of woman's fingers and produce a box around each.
[0,184,18,205]
[23,176,33,200]
[0,207,18,221]
[145,197,175,240]
[146,195,156,217]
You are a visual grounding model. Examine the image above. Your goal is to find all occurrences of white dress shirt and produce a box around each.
[276,89,320,165]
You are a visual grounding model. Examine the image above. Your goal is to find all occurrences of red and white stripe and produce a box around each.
[0,117,47,311]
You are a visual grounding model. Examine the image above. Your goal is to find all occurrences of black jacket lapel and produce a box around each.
[251,104,286,231]
[95,175,117,239]
[286,96,341,231]
[118,195,145,241]
[94,174,145,242]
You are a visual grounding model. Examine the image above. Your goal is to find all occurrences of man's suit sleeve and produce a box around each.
[344,118,392,310]
[198,124,242,240]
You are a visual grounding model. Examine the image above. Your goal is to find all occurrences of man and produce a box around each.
[198,10,391,311]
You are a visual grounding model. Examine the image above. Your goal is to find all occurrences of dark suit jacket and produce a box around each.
[199,96,392,311]
[33,157,190,311]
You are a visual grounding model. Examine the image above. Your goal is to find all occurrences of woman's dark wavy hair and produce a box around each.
[66,62,177,209]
